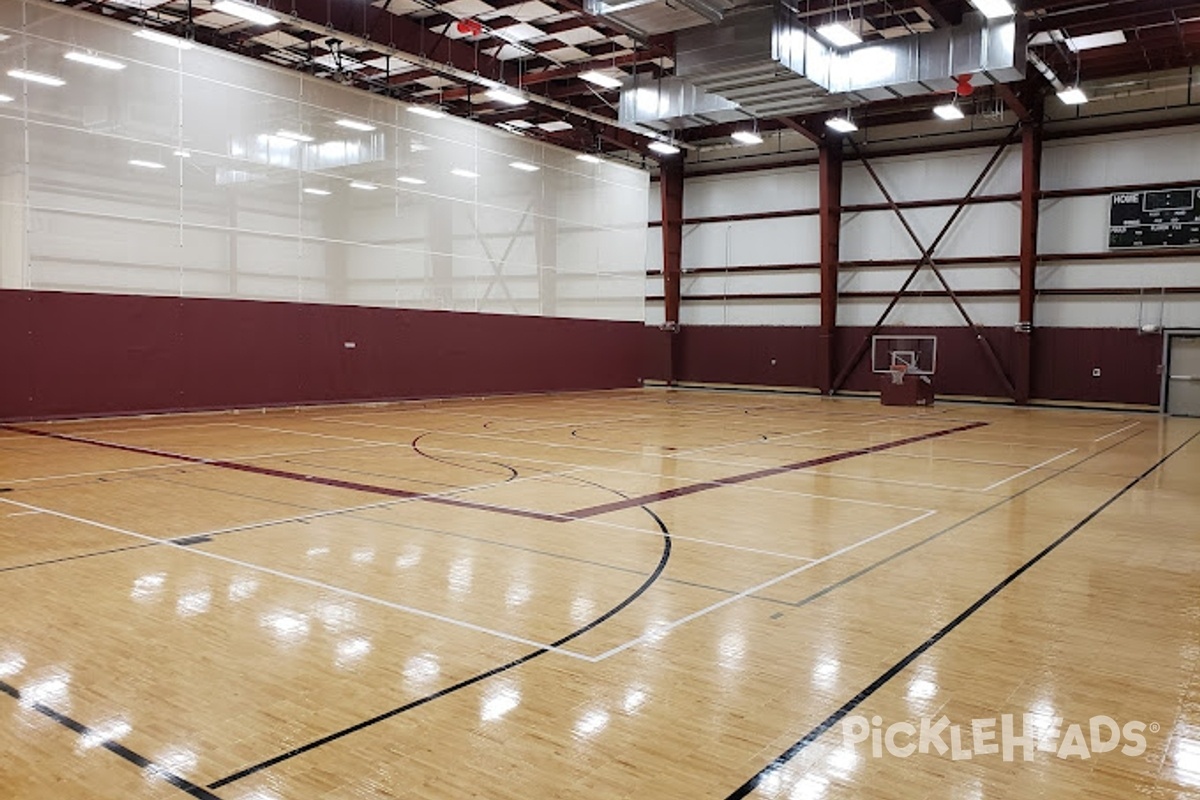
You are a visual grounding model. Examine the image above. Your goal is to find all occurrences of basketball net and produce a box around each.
[889,362,909,385]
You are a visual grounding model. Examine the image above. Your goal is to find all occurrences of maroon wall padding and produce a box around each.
[670,324,1163,406]
[1,289,648,421]
[676,325,821,387]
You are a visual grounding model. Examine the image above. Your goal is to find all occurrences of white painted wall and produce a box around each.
[654,127,1200,329]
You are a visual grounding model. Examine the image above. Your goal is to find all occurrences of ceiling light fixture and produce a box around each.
[397,176,426,185]
[335,119,375,132]
[1067,30,1127,52]
[407,105,445,119]
[933,101,965,120]
[648,141,680,155]
[173,150,191,158]
[133,29,196,50]
[303,187,331,196]
[731,130,763,145]
[485,87,528,106]
[64,51,126,70]
[128,159,166,169]
[451,168,479,178]
[0,94,13,103]
[211,1,280,26]
[575,153,602,164]
[6,69,65,87]
[349,181,378,190]
[1056,86,1088,105]
[578,70,623,89]
[509,161,539,172]
[968,0,1015,20]
[274,129,314,142]
[815,23,861,49]
[825,115,858,133]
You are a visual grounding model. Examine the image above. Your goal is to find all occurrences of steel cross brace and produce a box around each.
[832,125,1022,398]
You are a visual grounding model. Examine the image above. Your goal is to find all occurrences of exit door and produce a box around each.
[1166,335,1200,417]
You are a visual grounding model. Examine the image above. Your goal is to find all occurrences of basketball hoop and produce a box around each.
[889,362,908,385]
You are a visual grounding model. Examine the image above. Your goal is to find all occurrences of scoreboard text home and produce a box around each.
[1109,188,1200,249]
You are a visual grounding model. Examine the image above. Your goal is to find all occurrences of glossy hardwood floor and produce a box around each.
[0,389,1197,800]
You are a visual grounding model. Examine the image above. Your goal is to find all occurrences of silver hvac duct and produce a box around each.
[618,4,1026,128]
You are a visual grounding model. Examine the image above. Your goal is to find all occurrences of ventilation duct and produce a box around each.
[618,4,1026,128]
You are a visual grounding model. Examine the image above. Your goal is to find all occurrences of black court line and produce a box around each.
[0,679,223,799]
[208,502,674,789]
[0,542,159,574]
[722,430,1200,800]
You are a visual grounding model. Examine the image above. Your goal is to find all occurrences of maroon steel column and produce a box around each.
[818,142,843,394]
[660,159,684,383]
[1016,109,1043,404]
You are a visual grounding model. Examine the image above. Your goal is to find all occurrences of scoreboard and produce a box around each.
[1109,187,1200,249]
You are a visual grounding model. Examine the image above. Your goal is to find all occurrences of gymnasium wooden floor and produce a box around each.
[0,389,1198,800]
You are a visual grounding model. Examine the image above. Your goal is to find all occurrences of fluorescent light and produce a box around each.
[578,70,622,89]
[1067,30,1126,52]
[1057,87,1088,105]
[133,29,195,50]
[6,69,65,87]
[968,0,1014,19]
[173,150,191,158]
[509,161,539,172]
[64,51,126,71]
[648,141,680,155]
[211,0,279,26]
[731,130,763,145]
[0,94,13,103]
[933,102,965,120]
[349,181,378,190]
[128,159,165,169]
[538,120,572,132]
[825,116,858,133]
[575,154,602,164]
[397,176,426,185]
[485,87,528,106]
[303,188,331,196]
[451,168,479,178]
[274,129,313,142]
[407,106,445,119]
[336,119,375,132]
[815,23,861,49]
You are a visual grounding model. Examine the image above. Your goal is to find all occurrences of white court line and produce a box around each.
[1093,421,1141,442]
[4,510,42,517]
[586,509,939,662]
[979,449,1079,492]
[0,495,593,661]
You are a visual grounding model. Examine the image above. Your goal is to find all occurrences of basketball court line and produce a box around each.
[0,494,595,660]
[721,430,1199,800]
[0,678,223,800]
[585,510,938,662]
[978,448,1079,491]
[1094,420,1142,441]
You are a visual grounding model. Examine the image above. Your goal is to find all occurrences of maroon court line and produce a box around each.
[563,421,989,519]
[0,424,565,523]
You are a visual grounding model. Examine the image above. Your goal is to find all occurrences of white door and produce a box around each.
[1167,336,1200,417]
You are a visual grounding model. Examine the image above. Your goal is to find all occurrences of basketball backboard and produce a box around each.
[871,335,938,376]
